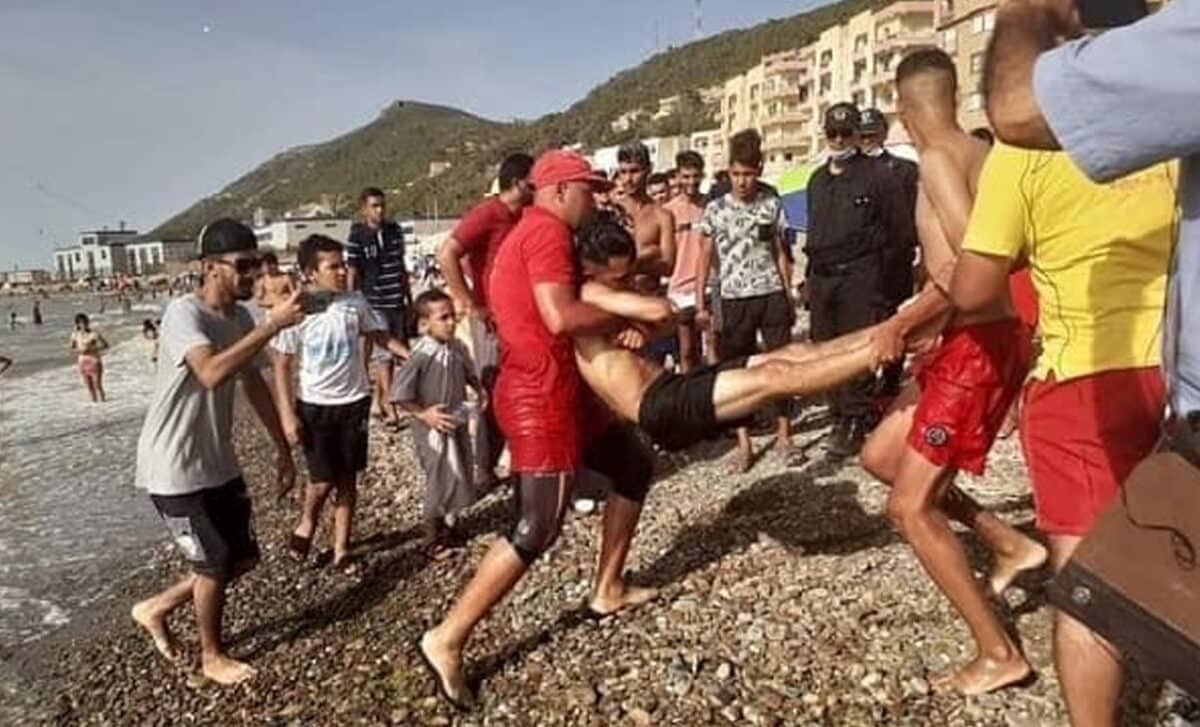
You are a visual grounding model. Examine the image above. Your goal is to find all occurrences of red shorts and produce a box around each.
[1020,367,1164,536]
[907,318,1033,475]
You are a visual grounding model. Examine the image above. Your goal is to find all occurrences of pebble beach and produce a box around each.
[4,396,1197,725]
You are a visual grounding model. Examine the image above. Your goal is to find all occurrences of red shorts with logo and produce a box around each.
[1020,367,1164,536]
[907,318,1033,475]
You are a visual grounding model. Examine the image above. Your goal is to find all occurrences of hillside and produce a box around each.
[151,0,880,239]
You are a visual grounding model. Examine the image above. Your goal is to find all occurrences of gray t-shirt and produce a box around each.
[1033,0,1200,414]
[697,192,785,300]
[135,295,257,496]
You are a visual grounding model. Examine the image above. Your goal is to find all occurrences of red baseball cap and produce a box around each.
[531,150,612,190]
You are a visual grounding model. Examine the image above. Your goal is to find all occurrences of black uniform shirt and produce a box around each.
[805,152,909,269]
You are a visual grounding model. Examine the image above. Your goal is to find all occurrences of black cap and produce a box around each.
[197,218,257,258]
[859,108,887,135]
[824,102,859,132]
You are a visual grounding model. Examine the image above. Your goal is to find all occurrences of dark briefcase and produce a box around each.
[1046,451,1200,697]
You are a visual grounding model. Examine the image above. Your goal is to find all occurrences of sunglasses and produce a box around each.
[826,128,857,140]
[212,257,261,275]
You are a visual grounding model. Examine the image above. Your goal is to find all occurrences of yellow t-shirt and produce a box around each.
[962,143,1175,382]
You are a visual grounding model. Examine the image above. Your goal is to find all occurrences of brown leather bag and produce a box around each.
[1046,450,1200,697]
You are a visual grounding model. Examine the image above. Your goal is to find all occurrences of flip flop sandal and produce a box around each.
[415,639,475,712]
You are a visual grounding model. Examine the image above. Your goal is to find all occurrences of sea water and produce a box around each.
[0,294,167,647]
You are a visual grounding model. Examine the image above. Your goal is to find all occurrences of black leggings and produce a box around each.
[506,424,655,565]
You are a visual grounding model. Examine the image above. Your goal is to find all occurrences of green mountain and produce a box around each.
[151,0,879,239]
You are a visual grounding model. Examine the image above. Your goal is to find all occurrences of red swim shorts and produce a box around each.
[1020,367,1164,536]
[907,318,1033,475]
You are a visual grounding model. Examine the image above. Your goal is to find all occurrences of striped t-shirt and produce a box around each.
[345,221,409,311]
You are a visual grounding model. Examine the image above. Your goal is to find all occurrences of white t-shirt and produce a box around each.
[271,291,384,406]
[135,295,258,496]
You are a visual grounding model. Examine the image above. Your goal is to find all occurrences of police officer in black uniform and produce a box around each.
[859,107,919,398]
[804,102,910,457]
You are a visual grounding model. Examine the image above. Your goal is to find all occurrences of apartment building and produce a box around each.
[935,0,996,131]
[708,0,936,171]
[54,227,138,281]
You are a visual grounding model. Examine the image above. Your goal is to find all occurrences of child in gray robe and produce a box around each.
[392,290,485,558]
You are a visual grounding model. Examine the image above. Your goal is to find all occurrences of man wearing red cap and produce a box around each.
[418,150,659,710]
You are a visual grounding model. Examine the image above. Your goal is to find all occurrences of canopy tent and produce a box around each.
[780,190,808,231]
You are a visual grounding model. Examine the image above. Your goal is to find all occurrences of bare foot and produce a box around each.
[589,584,660,617]
[418,630,475,711]
[774,438,793,458]
[989,537,1048,596]
[730,444,752,474]
[931,653,1031,696]
[131,601,182,663]
[201,653,257,685]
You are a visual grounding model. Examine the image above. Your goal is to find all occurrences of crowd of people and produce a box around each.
[120,11,1198,724]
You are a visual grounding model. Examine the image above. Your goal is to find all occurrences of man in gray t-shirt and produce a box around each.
[130,219,303,687]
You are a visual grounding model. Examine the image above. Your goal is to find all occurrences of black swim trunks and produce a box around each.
[637,357,749,451]
[150,477,259,578]
[297,396,371,482]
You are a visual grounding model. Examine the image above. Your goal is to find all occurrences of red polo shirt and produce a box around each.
[450,196,519,308]
[488,205,581,472]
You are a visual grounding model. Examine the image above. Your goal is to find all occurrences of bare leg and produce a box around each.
[331,476,357,565]
[131,575,195,662]
[732,426,753,473]
[711,344,877,423]
[590,493,659,614]
[774,416,792,455]
[677,320,699,373]
[95,369,106,402]
[294,481,334,542]
[422,540,529,708]
[194,574,255,685]
[888,450,1029,695]
[861,389,1046,595]
[82,374,99,403]
[1048,535,1122,727]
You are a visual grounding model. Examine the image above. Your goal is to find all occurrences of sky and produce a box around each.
[0,0,826,270]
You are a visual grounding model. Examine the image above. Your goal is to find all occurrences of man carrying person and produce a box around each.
[417,151,659,711]
[272,235,411,574]
[804,103,911,457]
[437,152,535,484]
[130,219,304,685]
[346,187,412,429]
[858,49,1047,695]
[951,138,1176,727]
[663,151,708,373]
[573,214,917,451]
[696,129,795,471]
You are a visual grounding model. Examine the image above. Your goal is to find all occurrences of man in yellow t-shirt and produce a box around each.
[951,142,1174,727]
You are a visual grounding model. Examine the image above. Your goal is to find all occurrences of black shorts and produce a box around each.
[719,290,794,360]
[298,397,371,482]
[637,357,749,451]
[151,478,259,578]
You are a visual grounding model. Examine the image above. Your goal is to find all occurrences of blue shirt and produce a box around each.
[1033,0,1200,414]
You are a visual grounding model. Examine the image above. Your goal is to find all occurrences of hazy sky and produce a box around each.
[1,0,824,269]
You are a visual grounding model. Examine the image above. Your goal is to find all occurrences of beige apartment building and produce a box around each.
[935,0,996,132]
[713,0,937,173]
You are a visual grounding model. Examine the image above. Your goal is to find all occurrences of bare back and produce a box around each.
[916,133,1011,326]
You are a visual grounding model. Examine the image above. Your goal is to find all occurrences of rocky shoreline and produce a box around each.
[6,400,1196,725]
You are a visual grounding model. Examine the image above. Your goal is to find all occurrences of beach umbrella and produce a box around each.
[780,190,808,231]
[773,164,817,195]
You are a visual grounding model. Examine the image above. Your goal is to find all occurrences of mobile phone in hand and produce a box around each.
[1077,0,1147,28]
[300,290,333,315]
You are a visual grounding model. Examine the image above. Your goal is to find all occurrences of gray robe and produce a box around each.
[392,336,476,519]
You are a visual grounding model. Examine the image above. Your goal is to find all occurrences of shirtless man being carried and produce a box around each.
[859,49,1047,695]
[572,216,912,451]
[613,142,676,290]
